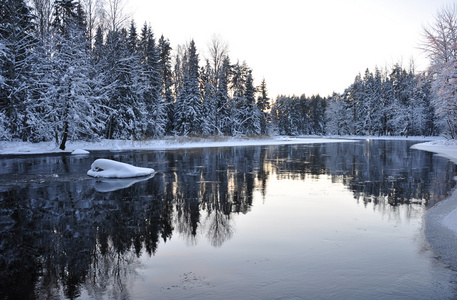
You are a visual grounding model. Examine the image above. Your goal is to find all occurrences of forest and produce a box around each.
[1,0,457,148]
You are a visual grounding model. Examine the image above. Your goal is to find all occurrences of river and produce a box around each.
[0,139,456,299]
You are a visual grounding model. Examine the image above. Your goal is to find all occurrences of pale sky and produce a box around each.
[127,0,455,98]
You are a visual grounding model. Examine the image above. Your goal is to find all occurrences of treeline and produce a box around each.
[325,65,436,136]
[272,4,457,138]
[271,64,436,137]
[2,0,455,145]
[0,0,270,149]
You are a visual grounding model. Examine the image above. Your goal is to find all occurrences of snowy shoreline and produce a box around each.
[411,140,457,269]
[0,135,440,156]
[0,136,356,155]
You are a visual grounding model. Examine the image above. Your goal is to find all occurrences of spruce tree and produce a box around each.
[174,40,203,135]
[257,78,270,134]
[216,56,231,134]
[139,24,165,137]
[158,35,174,134]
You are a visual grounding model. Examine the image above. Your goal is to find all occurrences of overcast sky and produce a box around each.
[127,0,455,98]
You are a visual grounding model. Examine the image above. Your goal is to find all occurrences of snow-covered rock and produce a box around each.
[87,159,155,178]
[72,149,90,155]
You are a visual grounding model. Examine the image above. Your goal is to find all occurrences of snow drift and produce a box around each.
[72,149,90,155]
[87,159,155,178]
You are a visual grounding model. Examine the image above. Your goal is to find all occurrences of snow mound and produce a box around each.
[72,149,90,155]
[87,159,155,178]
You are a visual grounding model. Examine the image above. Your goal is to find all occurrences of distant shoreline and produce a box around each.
[0,135,441,156]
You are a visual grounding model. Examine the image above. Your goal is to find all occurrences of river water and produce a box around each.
[1,140,457,299]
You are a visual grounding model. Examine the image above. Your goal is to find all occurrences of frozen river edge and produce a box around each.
[411,140,457,270]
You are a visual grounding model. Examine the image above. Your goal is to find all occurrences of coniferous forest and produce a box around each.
[1,0,457,148]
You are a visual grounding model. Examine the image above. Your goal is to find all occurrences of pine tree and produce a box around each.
[26,0,107,148]
[103,27,144,139]
[257,78,270,134]
[216,55,231,134]
[201,60,217,136]
[325,93,345,135]
[139,24,165,137]
[53,0,78,36]
[158,35,174,134]
[174,40,203,135]
[243,70,261,135]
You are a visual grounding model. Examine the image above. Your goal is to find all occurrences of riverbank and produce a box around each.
[0,136,354,155]
[412,140,457,270]
[0,135,441,156]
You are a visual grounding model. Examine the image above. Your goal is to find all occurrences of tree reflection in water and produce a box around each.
[0,140,455,299]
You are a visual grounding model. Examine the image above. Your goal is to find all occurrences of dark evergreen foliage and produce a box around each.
[0,1,446,142]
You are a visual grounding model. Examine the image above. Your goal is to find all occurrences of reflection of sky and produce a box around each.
[133,174,453,299]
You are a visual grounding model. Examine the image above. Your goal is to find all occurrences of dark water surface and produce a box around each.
[1,140,457,299]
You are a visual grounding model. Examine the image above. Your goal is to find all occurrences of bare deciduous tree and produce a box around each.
[29,0,54,37]
[208,34,229,77]
[106,0,130,31]
[421,4,457,138]
[421,4,457,67]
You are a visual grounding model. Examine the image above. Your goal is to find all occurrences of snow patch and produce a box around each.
[411,139,457,164]
[87,159,155,178]
[0,136,357,155]
[72,149,89,155]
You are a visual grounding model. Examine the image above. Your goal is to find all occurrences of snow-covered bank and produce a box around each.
[0,136,355,155]
[412,139,457,269]
[411,139,457,164]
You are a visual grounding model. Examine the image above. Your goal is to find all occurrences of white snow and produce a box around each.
[0,136,359,155]
[71,149,90,155]
[87,159,155,178]
[411,139,457,165]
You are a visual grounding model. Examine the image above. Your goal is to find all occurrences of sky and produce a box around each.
[127,0,456,98]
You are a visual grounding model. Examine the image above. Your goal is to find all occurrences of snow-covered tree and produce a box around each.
[421,4,457,138]
[174,40,203,135]
[325,93,345,135]
[201,60,217,135]
[158,35,174,134]
[26,1,107,148]
[228,61,261,135]
[216,55,231,134]
[139,24,165,137]
[0,0,36,139]
[257,78,270,134]
[102,27,142,139]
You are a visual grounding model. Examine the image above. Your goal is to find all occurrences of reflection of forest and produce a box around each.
[0,140,455,299]
[272,141,456,207]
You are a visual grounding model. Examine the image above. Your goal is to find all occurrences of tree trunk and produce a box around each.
[448,119,456,139]
[59,121,68,150]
